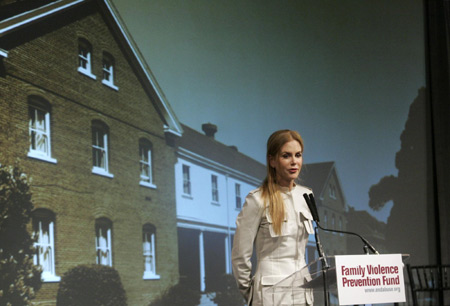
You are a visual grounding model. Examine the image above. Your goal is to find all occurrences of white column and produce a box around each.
[199,231,206,292]
[225,235,231,274]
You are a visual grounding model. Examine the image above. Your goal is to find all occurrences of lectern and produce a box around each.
[265,254,409,305]
[264,256,337,305]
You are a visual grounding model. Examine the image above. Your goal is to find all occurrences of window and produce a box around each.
[235,183,242,209]
[102,52,118,90]
[339,217,343,236]
[33,209,60,282]
[92,121,113,177]
[78,38,96,79]
[323,211,328,228]
[182,165,191,195]
[139,139,155,188]
[332,214,336,233]
[28,97,57,163]
[329,184,337,199]
[95,218,112,266]
[211,175,219,203]
[143,224,160,279]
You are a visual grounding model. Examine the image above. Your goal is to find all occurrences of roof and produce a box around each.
[0,0,183,136]
[0,0,59,21]
[299,161,348,207]
[347,207,386,239]
[299,161,335,196]
[177,124,266,184]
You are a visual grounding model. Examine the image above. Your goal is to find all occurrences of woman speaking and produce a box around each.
[232,129,314,306]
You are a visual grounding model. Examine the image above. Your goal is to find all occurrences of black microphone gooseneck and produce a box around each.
[303,193,380,255]
[303,193,330,306]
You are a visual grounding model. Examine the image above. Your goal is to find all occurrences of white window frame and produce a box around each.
[143,225,160,280]
[211,175,219,203]
[33,211,60,282]
[28,102,57,164]
[139,141,156,189]
[92,123,113,178]
[182,164,191,196]
[235,183,242,209]
[102,52,118,91]
[95,219,112,267]
[329,184,337,199]
[78,39,96,80]
[331,214,337,235]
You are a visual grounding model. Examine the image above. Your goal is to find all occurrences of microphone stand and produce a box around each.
[302,193,379,255]
[315,222,379,255]
[303,192,379,306]
[312,221,330,306]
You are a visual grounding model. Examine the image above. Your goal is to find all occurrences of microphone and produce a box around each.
[303,193,320,222]
[303,193,380,255]
[303,193,330,306]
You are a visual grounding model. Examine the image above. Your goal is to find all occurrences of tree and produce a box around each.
[0,164,42,305]
[57,264,127,306]
[148,279,201,306]
[368,88,430,263]
[209,273,245,306]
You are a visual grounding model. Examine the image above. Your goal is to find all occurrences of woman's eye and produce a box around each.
[296,153,302,158]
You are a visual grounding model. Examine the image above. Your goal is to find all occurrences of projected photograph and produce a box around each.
[0,0,434,305]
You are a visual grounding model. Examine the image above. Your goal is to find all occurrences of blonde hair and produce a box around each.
[261,130,304,235]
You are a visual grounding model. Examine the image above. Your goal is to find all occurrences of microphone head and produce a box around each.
[303,193,320,222]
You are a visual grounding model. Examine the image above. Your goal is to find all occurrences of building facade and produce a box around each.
[300,162,348,256]
[346,207,387,255]
[174,124,323,292]
[0,0,182,304]
[174,123,266,292]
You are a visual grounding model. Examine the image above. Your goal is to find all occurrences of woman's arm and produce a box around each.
[231,191,264,301]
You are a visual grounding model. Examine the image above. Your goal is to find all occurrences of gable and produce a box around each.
[0,0,182,137]
[300,161,347,212]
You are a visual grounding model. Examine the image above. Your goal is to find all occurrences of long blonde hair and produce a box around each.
[261,130,304,235]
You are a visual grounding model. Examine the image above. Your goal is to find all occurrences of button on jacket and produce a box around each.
[232,184,315,306]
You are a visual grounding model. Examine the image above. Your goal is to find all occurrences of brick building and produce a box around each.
[0,0,183,305]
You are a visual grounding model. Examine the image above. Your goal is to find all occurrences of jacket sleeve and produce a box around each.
[231,191,264,302]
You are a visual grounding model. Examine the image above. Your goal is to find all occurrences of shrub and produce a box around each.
[0,164,42,306]
[149,278,201,306]
[209,274,245,306]
[56,264,127,306]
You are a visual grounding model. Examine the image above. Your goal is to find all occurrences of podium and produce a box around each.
[265,254,409,306]
[264,256,337,305]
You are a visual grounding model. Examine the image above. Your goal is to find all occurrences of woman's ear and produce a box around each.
[268,155,276,169]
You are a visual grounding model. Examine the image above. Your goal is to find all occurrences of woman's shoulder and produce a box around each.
[244,187,264,207]
[246,187,263,200]
[294,184,313,194]
[248,187,263,195]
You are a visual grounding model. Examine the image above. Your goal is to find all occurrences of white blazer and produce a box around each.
[232,184,315,306]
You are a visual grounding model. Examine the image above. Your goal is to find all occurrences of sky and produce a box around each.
[110,0,426,222]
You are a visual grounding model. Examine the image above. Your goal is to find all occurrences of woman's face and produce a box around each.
[269,139,303,189]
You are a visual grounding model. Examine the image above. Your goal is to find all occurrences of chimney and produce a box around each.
[202,123,217,138]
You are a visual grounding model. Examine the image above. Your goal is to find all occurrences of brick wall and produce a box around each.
[0,5,179,305]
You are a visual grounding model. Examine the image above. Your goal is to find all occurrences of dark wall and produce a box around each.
[424,0,450,265]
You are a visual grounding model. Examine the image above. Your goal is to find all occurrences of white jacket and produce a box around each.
[232,184,315,306]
